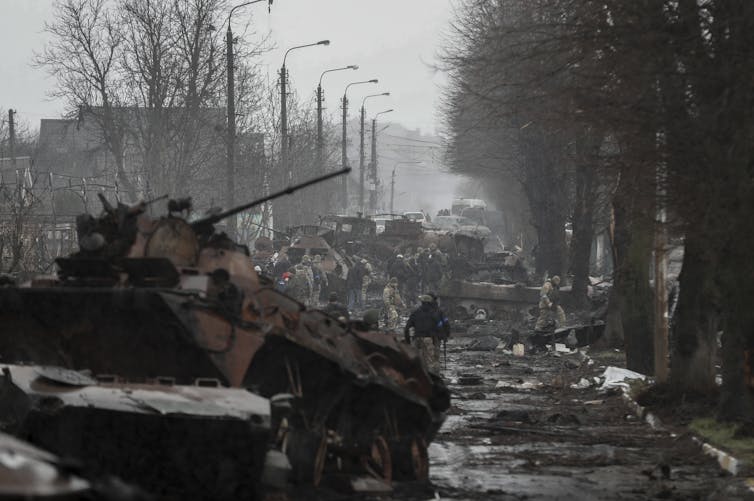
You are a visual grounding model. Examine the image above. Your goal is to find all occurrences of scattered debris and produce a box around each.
[599,366,648,390]
[512,343,526,357]
[466,335,502,351]
[495,379,542,390]
[458,374,484,386]
[570,378,592,389]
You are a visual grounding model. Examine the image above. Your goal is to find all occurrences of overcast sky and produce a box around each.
[0,0,454,135]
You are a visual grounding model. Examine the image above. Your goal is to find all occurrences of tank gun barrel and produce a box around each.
[191,168,351,231]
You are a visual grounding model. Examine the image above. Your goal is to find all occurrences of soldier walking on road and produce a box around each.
[535,275,566,331]
[300,255,315,303]
[383,277,405,330]
[311,254,328,306]
[404,295,444,373]
[346,259,364,308]
[361,258,373,305]
[423,246,444,293]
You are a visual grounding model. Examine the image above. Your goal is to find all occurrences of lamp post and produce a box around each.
[278,39,329,228]
[341,79,377,211]
[317,65,358,177]
[390,161,423,215]
[359,92,389,213]
[369,108,393,213]
[226,0,271,238]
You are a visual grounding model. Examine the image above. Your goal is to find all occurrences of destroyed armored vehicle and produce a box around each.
[0,170,449,488]
[0,364,270,500]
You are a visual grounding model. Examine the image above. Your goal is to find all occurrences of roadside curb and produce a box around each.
[620,389,743,476]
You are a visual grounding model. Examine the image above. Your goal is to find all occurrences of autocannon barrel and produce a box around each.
[190,167,351,231]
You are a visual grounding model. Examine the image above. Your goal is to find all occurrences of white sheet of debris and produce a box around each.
[599,366,647,390]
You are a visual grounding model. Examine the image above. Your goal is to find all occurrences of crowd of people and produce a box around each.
[255,245,452,373]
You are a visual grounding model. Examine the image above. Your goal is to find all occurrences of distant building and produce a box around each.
[34,108,265,213]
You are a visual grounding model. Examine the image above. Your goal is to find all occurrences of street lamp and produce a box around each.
[391,161,424,215]
[317,65,358,177]
[341,79,378,211]
[359,92,390,213]
[225,0,272,239]
[369,108,393,213]
[278,39,330,229]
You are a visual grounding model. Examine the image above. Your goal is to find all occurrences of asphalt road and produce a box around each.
[419,337,752,501]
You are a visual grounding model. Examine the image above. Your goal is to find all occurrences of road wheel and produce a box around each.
[391,436,429,481]
[409,437,429,481]
[286,430,327,486]
[361,435,392,484]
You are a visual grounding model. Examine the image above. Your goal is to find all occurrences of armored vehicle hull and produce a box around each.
[0,177,449,487]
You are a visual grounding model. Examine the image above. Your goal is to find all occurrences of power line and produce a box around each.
[382,133,444,146]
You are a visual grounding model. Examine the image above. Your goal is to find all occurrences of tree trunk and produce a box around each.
[669,225,718,393]
[570,163,596,307]
[612,167,655,376]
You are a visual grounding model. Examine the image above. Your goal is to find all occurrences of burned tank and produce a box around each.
[0,169,449,487]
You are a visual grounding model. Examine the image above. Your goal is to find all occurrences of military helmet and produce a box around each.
[419,294,433,303]
[389,277,398,285]
[363,309,380,328]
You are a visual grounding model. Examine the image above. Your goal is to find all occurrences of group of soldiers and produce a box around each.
[261,247,452,374]
[385,243,450,301]
[271,254,329,307]
[345,258,374,308]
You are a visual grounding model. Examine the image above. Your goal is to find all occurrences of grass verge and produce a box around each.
[689,418,754,465]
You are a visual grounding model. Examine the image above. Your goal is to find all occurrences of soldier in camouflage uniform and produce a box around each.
[361,258,373,305]
[300,255,315,305]
[382,277,405,331]
[310,254,328,306]
[287,265,312,305]
[404,295,444,373]
[535,275,566,331]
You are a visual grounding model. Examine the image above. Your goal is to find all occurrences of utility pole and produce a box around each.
[358,92,389,213]
[280,64,288,228]
[341,79,378,213]
[369,117,377,214]
[317,65,357,182]
[8,109,16,166]
[316,84,323,176]
[369,108,392,214]
[226,27,237,238]
[358,105,366,213]
[225,1,273,238]
[278,40,329,227]
[390,167,395,215]
[341,95,348,211]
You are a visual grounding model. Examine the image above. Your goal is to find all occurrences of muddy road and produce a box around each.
[418,336,750,501]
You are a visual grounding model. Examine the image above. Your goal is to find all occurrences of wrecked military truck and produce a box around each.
[0,168,449,489]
